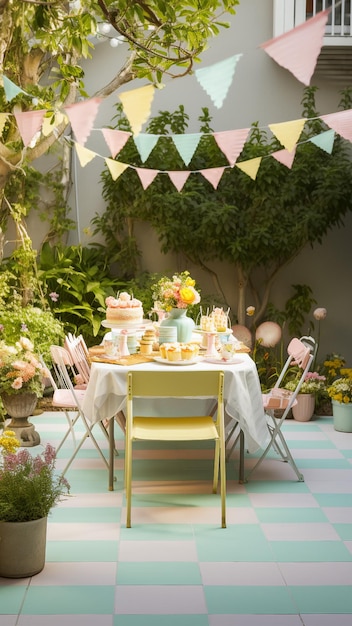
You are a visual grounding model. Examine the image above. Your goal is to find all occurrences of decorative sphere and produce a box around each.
[110,38,119,47]
[255,322,282,348]
[231,324,252,348]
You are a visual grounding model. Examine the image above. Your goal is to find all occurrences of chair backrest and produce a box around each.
[50,345,83,406]
[64,334,90,385]
[127,369,224,427]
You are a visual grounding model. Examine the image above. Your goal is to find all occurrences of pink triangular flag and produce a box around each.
[200,167,225,189]
[213,128,250,166]
[102,128,131,158]
[14,109,45,147]
[321,109,352,142]
[136,167,159,190]
[168,171,191,192]
[272,147,296,169]
[65,97,102,145]
[260,9,330,86]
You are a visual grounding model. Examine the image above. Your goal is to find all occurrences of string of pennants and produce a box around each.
[1,6,349,190]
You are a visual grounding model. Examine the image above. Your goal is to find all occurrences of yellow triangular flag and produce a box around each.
[0,113,8,135]
[75,143,97,167]
[41,111,68,137]
[119,85,155,135]
[236,157,262,180]
[269,118,305,152]
[105,158,128,181]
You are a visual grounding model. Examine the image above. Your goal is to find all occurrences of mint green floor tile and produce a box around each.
[270,540,352,562]
[0,586,27,614]
[117,562,201,585]
[195,525,273,562]
[119,524,195,541]
[334,524,352,540]
[342,450,352,458]
[294,459,351,469]
[315,493,352,506]
[205,586,296,614]
[282,423,323,432]
[114,616,209,626]
[289,585,352,613]
[50,506,120,522]
[286,440,335,449]
[46,540,118,562]
[255,507,328,523]
[244,481,310,493]
[22,586,114,614]
[130,459,237,481]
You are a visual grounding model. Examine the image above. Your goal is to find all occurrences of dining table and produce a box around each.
[82,352,269,490]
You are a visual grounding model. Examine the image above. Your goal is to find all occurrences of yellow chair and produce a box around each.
[125,370,226,528]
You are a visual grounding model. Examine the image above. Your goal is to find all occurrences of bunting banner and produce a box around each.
[321,109,352,143]
[309,129,335,153]
[269,118,306,152]
[136,167,159,190]
[65,97,102,145]
[271,147,297,169]
[200,167,226,189]
[213,128,250,166]
[236,157,262,180]
[105,158,128,181]
[134,133,159,163]
[168,170,191,192]
[172,133,202,166]
[119,84,156,136]
[260,9,330,86]
[101,128,131,158]
[14,109,46,147]
[75,142,97,167]
[41,111,68,137]
[2,75,28,101]
[195,54,243,109]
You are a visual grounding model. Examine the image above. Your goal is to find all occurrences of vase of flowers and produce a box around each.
[152,271,200,343]
[0,337,47,446]
[0,430,70,577]
[285,372,326,422]
[327,376,352,432]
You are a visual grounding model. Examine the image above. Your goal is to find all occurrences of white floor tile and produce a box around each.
[118,540,198,562]
[29,562,117,586]
[249,493,318,508]
[209,616,304,626]
[114,585,207,614]
[279,562,352,585]
[46,522,120,541]
[323,507,352,522]
[261,522,340,541]
[200,562,285,585]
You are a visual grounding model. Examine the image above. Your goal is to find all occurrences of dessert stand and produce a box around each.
[194,328,233,358]
[101,319,152,356]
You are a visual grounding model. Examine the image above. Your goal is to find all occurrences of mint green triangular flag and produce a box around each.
[134,134,159,163]
[195,54,242,109]
[309,129,335,154]
[172,133,201,166]
[2,75,27,101]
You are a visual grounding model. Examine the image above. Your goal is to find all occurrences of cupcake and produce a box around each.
[181,343,198,360]
[165,343,182,361]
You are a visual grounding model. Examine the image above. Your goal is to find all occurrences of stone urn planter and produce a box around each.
[292,393,315,422]
[0,517,47,578]
[1,391,40,446]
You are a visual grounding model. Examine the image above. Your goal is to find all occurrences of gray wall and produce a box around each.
[69,0,351,365]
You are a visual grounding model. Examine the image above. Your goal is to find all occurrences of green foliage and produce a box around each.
[37,243,125,344]
[0,296,65,364]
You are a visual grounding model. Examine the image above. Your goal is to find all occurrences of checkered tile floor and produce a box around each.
[1,411,352,626]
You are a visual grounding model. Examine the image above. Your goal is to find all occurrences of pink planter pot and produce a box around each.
[292,393,315,422]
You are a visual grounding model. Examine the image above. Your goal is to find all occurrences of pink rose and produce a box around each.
[313,307,327,321]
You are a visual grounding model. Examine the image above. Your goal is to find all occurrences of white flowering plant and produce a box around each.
[327,374,352,404]
[151,271,200,312]
[0,337,46,397]
[285,371,326,396]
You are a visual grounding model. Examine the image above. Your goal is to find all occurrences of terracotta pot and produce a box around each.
[292,393,315,422]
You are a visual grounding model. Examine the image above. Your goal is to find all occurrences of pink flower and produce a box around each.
[49,292,59,302]
[11,377,23,390]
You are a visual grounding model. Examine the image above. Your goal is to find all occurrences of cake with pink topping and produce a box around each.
[105,292,144,325]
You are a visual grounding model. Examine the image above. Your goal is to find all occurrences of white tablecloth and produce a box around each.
[82,354,269,453]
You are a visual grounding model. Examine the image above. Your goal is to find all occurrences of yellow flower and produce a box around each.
[179,287,197,305]
[0,430,20,454]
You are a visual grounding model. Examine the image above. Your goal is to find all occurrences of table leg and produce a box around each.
[239,430,245,484]
[109,417,114,491]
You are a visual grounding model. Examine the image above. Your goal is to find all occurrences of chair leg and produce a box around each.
[220,439,226,528]
[59,412,109,478]
[125,436,133,528]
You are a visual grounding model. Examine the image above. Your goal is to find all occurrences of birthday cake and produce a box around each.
[105,292,144,326]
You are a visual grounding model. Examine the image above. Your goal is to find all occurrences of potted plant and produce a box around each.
[0,430,70,577]
[0,337,47,445]
[327,376,352,432]
[151,271,201,342]
[285,372,326,422]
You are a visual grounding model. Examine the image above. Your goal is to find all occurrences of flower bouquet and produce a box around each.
[327,376,352,404]
[0,337,45,398]
[151,271,200,312]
